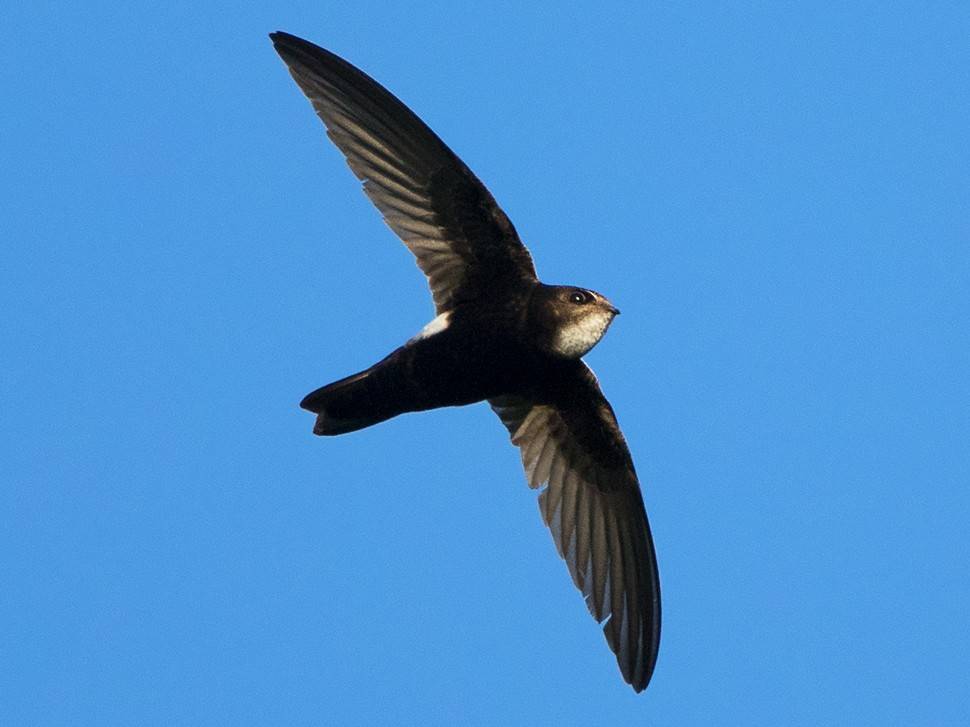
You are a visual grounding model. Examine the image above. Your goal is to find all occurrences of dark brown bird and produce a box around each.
[271,31,661,692]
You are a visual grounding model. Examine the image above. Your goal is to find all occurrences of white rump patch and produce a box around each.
[410,311,452,343]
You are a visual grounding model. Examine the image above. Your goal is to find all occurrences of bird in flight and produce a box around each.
[270,31,661,692]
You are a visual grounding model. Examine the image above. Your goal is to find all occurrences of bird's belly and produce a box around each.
[399,328,527,411]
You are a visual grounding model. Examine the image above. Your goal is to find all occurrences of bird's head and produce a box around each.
[531,285,621,359]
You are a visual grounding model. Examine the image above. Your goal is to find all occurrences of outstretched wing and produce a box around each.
[271,32,538,313]
[490,363,661,692]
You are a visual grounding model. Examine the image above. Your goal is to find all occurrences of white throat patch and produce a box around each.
[551,312,613,358]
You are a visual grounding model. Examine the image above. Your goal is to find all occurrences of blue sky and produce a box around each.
[3,2,969,724]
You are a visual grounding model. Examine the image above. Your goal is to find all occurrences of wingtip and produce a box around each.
[269,31,304,55]
[268,31,343,71]
[629,645,659,694]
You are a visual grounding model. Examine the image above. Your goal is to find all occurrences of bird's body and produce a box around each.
[302,283,618,435]
[271,31,661,692]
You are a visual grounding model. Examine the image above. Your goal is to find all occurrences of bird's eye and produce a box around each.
[569,291,591,305]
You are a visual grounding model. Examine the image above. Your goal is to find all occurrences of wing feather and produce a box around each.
[271,32,538,312]
[489,362,661,692]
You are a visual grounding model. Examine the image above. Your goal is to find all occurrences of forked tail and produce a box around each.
[300,365,401,436]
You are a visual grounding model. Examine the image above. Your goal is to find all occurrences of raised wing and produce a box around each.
[490,363,661,692]
[271,32,538,312]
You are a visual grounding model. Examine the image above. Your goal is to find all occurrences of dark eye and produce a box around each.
[569,290,590,304]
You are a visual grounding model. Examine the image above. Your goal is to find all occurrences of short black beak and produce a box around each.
[609,305,621,316]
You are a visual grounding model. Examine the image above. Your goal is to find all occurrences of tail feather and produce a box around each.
[300,367,399,436]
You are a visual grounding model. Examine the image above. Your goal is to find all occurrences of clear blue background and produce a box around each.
[3,2,968,725]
